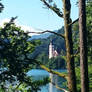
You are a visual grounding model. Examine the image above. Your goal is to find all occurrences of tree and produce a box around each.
[62,1,77,91]
[70,1,92,91]
[79,0,89,92]
[0,18,49,91]
[29,0,78,92]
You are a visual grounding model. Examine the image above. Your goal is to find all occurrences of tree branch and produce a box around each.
[69,18,79,26]
[51,82,69,92]
[2,16,18,31]
[72,47,80,57]
[41,0,63,18]
[15,82,22,90]
[40,64,67,79]
[26,30,65,38]
[0,1,4,13]
[24,52,67,79]
[0,16,18,46]
[27,59,67,79]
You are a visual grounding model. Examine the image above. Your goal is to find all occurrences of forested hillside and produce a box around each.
[31,27,66,69]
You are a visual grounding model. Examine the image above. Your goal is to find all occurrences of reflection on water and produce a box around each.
[27,69,66,92]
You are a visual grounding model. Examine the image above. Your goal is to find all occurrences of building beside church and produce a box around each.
[49,42,58,59]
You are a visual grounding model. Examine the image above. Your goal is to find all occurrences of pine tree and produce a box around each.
[79,0,89,92]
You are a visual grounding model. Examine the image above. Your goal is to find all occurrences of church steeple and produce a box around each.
[49,42,54,59]
[49,42,58,59]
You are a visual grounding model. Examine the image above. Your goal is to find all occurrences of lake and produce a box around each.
[27,69,67,92]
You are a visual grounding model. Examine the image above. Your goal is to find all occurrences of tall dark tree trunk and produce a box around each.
[40,0,78,91]
[63,0,77,92]
[79,0,89,92]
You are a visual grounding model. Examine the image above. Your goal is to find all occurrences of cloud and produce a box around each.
[0,18,40,36]
[20,25,40,36]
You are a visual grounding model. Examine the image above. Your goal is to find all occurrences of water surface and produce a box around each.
[27,69,66,92]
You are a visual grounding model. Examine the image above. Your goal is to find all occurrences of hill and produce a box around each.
[31,27,66,69]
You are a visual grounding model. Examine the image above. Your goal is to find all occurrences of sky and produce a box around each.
[0,0,78,32]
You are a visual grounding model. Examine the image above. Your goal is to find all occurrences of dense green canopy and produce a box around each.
[0,21,49,91]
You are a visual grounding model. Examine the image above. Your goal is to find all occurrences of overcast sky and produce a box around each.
[0,0,78,31]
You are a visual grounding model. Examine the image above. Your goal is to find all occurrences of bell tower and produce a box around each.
[49,42,59,59]
[49,42,54,59]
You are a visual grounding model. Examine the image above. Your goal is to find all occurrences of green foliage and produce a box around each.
[72,22,80,67]
[31,27,66,69]
[86,1,92,62]
[0,23,34,79]
[48,56,66,69]
[0,77,50,92]
[88,65,92,92]
[72,22,79,32]
[76,65,92,92]
[16,77,50,92]
[0,22,49,91]
[0,0,4,13]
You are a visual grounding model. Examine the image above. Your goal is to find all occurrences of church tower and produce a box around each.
[49,42,54,59]
[49,42,58,59]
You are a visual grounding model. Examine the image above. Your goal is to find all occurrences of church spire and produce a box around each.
[49,42,58,59]
[49,42,54,59]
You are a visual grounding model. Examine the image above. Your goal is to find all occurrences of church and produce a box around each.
[49,42,59,59]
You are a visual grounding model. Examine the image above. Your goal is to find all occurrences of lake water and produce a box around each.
[27,69,66,92]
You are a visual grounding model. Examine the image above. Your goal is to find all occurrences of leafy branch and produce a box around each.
[2,16,18,31]
[25,56,67,79]
[41,0,63,18]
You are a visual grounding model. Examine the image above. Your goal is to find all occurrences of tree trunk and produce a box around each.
[63,0,77,92]
[79,0,89,92]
